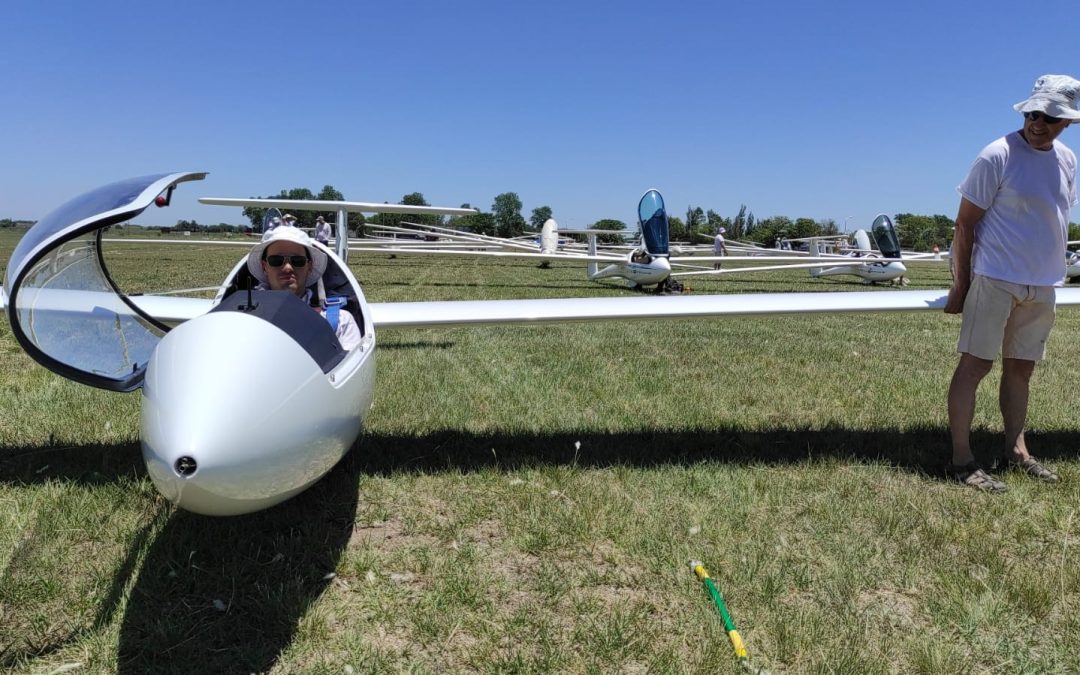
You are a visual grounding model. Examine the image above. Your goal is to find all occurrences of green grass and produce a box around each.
[1,229,1079,673]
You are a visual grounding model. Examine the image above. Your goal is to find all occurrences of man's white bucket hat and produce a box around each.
[1014,74,1080,123]
[247,225,328,285]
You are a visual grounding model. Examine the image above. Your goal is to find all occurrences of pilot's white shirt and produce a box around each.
[301,288,360,351]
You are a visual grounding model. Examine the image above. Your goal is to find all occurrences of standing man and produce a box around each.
[713,227,727,270]
[315,215,332,245]
[945,74,1079,491]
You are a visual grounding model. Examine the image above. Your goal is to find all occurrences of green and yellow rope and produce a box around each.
[690,560,769,674]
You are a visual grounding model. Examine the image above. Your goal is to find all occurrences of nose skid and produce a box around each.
[140,311,359,515]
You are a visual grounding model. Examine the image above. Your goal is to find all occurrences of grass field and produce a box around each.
[1,229,1078,674]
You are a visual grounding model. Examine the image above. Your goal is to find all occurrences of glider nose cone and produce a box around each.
[140,311,348,516]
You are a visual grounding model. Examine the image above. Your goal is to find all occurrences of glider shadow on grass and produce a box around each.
[2,426,1077,671]
[0,443,361,674]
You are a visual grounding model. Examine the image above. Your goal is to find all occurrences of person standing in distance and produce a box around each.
[944,74,1079,491]
[315,215,332,245]
[713,227,728,270]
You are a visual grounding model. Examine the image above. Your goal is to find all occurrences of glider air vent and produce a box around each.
[174,456,198,477]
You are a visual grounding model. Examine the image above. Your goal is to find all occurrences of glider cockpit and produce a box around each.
[217,252,366,341]
[210,290,348,373]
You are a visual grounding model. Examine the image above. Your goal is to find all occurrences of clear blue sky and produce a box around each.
[2,1,1077,231]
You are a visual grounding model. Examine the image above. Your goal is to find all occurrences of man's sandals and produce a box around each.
[948,456,1060,492]
[947,463,1008,493]
[998,455,1060,483]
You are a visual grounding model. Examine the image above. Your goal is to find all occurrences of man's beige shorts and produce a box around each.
[958,274,1056,361]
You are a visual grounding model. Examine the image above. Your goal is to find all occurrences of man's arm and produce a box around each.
[336,311,362,351]
[943,197,986,314]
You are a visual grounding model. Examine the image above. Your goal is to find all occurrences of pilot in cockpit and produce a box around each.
[246,226,361,351]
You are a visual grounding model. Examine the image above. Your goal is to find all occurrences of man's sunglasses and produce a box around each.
[1025,111,1067,125]
[264,254,309,268]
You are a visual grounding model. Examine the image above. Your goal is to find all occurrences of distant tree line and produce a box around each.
[230,188,1080,251]
[9,195,1080,253]
[171,220,249,234]
[0,219,35,229]
[241,186,355,233]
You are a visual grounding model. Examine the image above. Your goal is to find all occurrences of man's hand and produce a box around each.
[944,283,967,314]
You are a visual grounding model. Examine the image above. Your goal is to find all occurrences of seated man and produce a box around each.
[246,226,361,351]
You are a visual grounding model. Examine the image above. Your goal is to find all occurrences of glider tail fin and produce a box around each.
[540,218,558,255]
[810,238,825,277]
[853,229,872,254]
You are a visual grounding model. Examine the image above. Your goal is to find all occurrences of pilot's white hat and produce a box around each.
[247,225,328,285]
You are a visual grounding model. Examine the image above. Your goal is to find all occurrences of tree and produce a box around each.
[590,218,627,245]
[791,218,820,240]
[894,213,954,251]
[492,192,526,239]
[241,186,319,229]
[454,211,497,236]
[706,210,732,237]
[530,206,553,230]
[448,204,497,236]
[404,192,445,228]
[667,215,686,243]
[364,192,445,238]
[684,206,706,244]
[370,192,433,229]
[731,205,749,240]
[818,218,840,236]
[276,188,316,229]
[747,216,793,247]
[741,215,838,247]
[311,184,363,236]
[317,185,344,202]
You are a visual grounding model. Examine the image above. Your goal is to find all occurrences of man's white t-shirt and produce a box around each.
[957,131,1077,287]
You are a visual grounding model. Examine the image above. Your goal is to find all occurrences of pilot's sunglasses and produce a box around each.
[1025,111,1066,125]
[265,254,309,268]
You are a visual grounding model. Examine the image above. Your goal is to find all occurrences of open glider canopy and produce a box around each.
[871,215,903,259]
[3,172,207,391]
[638,189,670,258]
